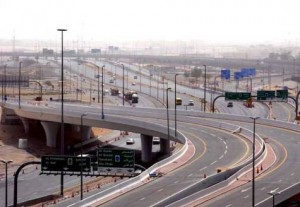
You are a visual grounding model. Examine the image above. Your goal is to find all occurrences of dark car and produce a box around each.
[227,102,233,107]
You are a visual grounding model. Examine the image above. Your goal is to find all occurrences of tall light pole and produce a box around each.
[250,116,259,207]
[166,87,171,155]
[175,74,179,137]
[80,113,87,200]
[203,64,207,112]
[97,66,100,103]
[4,64,7,102]
[121,64,125,106]
[101,65,105,119]
[57,28,67,197]
[139,64,142,92]
[57,28,67,155]
[18,62,22,109]
[0,159,13,207]
[268,190,280,207]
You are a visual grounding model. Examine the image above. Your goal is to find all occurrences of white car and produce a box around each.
[131,82,136,86]
[126,138,135,145]
[188,100,194,106]
[153,137,160,144]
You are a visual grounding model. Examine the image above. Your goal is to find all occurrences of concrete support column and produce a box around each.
[81,126,92,141]
[160,138,170,154]
[41,121,60,147]
[141,134,153,163]
[19,117,30,134]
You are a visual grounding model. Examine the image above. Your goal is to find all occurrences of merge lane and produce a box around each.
[201,123,297,207]
[98,123,249,207]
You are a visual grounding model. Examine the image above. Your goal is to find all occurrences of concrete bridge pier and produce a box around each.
[160,138,170,155]
[79,126,92,141]
[141,134,153,163]
[40,121,60,147]
[19,117,30,134]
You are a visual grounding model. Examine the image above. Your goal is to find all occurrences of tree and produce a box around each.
[191,67,202,82]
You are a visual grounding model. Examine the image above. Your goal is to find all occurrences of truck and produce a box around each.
[125,90,138,103]
[110,88,120,96]
[244,97,254,108]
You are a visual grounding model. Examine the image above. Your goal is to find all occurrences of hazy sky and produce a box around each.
[1,0,300,44]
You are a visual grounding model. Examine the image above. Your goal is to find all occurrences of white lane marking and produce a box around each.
[291,173,295,176]
[210,161,217,165]
[278,180,282,183]
[188,173,193,177]
[140,197,146,201]
[270,187,279,193]
[224,150,227,154]
[199,166,207,171]
[211,134,216,137]
[223,140,226,145]
[241,187,251,193]
[225,205,232,207]
[261,187,266,191]
[225,145,228,149]
[174,180,179,184]
[219,155,224,159]
[244,195,249,199]
[158,188,163,192]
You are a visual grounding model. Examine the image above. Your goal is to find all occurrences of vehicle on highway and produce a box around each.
[109,79,114,83]
[176,97,182,105]
[132,82,136,85]
[188,100,194,106]
[132,93,139,103]
[153,137,160,144]
[227,102,233,107]
[126,138,135,145]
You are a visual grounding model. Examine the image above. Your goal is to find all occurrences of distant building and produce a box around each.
[91,48,101,53]
[42,48,54,56]
[108,46,119,51]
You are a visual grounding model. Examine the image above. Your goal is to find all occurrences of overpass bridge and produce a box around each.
[2,100,300,206]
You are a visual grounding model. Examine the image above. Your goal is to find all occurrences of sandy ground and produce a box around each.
[0,110,111,171]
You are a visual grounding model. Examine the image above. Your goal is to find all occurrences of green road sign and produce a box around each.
[41,155,91,172]
[225,92,251,101]
[98,149,135,174]
[257,90,276,100]
[276,90,288,100]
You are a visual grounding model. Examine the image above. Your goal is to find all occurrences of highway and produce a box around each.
[0,58,298,207]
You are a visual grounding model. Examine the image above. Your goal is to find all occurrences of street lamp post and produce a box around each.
[166,87,171,155]
[97,66,100,103]
[175,74,179,137]
[101,65,105,119]
[0,159,13,207]
[268,190,280,207]
[18,62,22,109]
[250,116,260,207]
[121,64,125,106]
[57,28,67,197]
[80,113,87,200]
[203,64,207,112]
[57,28,67,155]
